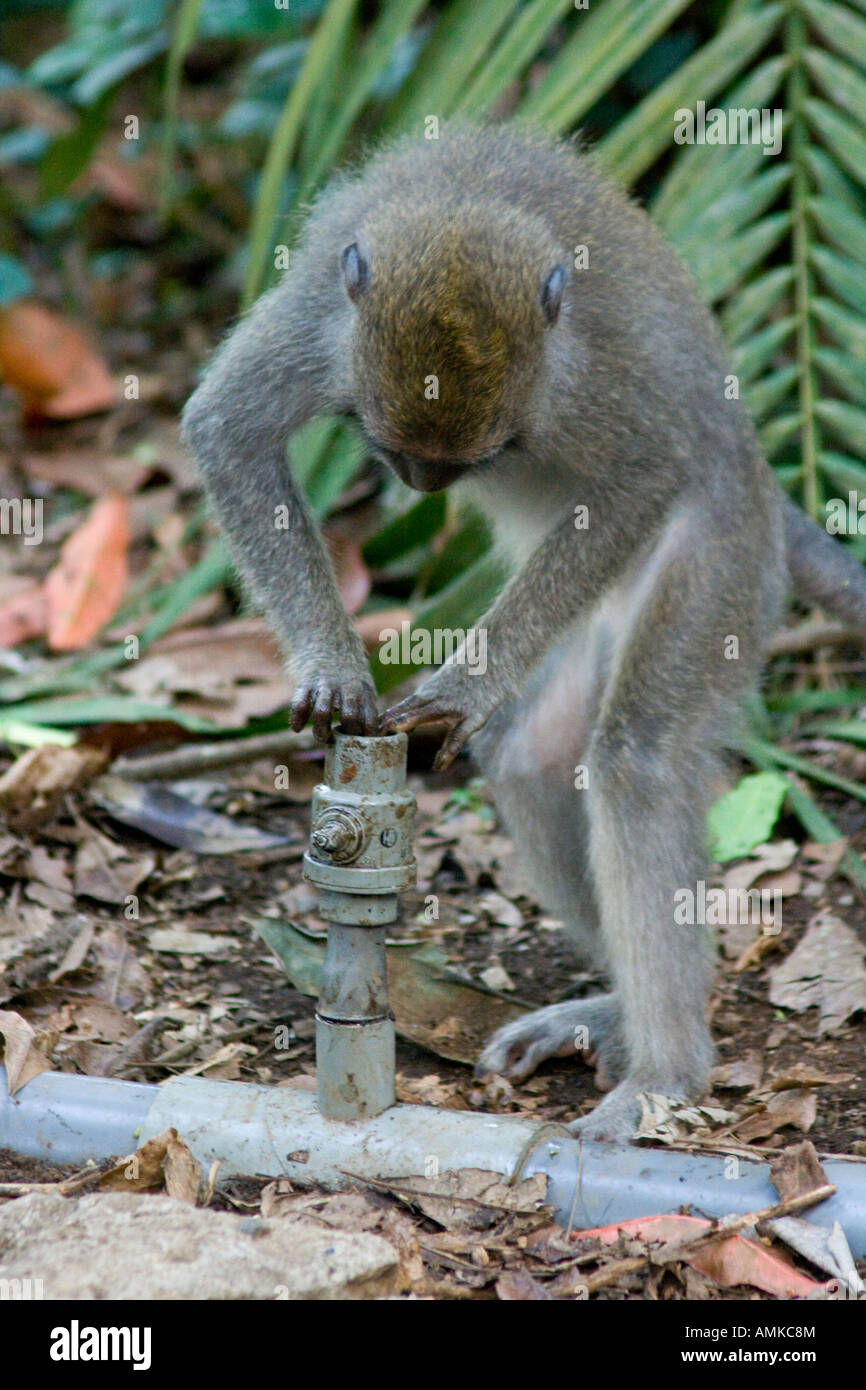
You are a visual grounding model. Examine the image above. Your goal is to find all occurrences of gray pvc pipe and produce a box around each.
[3,1067,866,1254]
[0,1069,154,1166]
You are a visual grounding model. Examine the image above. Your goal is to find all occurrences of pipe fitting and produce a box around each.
[303,731,416,1119]
[303,732,415,912]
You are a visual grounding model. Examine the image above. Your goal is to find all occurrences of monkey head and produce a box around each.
[340,201,567,492]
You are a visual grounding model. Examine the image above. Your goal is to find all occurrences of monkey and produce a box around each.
[181,124,866,1141]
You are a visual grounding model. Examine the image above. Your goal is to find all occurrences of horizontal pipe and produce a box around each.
[0,1069,154,1166]
[3,1068,866,1255]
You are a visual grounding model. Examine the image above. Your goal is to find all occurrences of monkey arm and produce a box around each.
[181,285,378,740]
[385,496,672,766]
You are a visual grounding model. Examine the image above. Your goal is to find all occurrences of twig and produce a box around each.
[769,620,857,656]
[111,728,314,781]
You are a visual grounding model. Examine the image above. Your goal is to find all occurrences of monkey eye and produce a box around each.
[540,264,566,326]
[341,242,370,301]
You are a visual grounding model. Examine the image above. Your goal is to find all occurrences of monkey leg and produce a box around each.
[571,513,761,1142]
[471,622,626,1083]
[470,621,610,960]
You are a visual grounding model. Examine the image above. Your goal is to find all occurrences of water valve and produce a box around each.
[303,731,416,1120]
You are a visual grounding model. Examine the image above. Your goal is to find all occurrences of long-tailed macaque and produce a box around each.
[182,125,866,1139]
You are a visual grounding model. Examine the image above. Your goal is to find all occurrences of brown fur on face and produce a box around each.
[350,200,562,463]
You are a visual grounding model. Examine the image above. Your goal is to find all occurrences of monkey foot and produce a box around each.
[475,994,623,1086]
[568,1076,708,1142]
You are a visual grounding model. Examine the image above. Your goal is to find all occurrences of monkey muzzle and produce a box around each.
[392,456,470,492]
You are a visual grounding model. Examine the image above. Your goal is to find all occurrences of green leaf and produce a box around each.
[1,697,220,732]
[805,46,866,130]
[807,0,866,69]
[362,494,447,568]
[158,0,204,215]
[805,719,866,746]
[815,399,866,455]
[517,0,694,136]
[298,0,431,198]
[385,0,518,132]
[707,770,789,862]
[821,449,866,492]
[805,98,866,192]
[369,551,505,693]
[451,0,576,118]
[39,90,112,198]
[810,196,866,264]
[242,0,359,308]
[598,5,784,185]
[0,718,77,748]
[652,56,789,229]
[810,247,866,315]
[720,267,794,343]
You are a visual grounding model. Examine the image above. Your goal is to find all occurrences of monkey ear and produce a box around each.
[540,264,566,326]
[341,242,370,301]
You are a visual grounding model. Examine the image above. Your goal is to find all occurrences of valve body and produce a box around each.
[303,732,416,1119]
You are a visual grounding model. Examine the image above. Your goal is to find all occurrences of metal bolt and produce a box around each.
[310,808,366,863]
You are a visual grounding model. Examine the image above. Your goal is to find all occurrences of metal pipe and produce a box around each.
[4,1067,866,1255]
[303,731,416,1120]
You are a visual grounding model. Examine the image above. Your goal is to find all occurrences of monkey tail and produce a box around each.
[783,493,866,634]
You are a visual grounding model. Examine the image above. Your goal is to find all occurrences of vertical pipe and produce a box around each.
[303,732,415,1119]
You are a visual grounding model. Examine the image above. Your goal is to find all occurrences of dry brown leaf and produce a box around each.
[0,301,115,417]
[48,919,95,982]
[22,449,151,497]
[770,1140,830,1204]
[324,529,371,614]
[99,1128,175,1193]
[44,494,130,649]
[768,1063,855,1091]
[711,1051,763,1092]
[164,1132,202,1205]
[735,1088,817,1142]
[769,913,866,1033]
[0,744,106,831]
[74,828,155,903]
[0,1010,54,1092]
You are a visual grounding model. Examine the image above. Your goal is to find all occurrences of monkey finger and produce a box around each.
[382,696,435,733]
[338,685,379,736]
[358,686,381,735]
[432,721,469,771]
[311,687,336,743]
[290,686,314,732]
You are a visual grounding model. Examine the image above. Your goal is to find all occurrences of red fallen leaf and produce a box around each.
[44,494,130,650]
[355,606,413,652]
[0,301,115,418]
[325,529,371,614]
[0,578,47,646]
[575,1213,826,1298]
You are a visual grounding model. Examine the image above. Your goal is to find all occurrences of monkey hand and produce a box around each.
[289,668,379,743]
[383,666,497,770]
